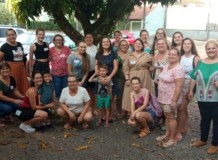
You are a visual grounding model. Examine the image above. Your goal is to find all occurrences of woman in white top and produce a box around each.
[178,37,200,139]
[57,75,92,129]
[84,33,98,115]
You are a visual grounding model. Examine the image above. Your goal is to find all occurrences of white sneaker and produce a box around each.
[19,123,35,133]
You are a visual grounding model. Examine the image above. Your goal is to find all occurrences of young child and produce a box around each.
[38,71,56,128]
[89,65,113,127]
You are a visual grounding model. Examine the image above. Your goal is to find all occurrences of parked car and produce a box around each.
[0,25,26,47]
[110,30,136,51]
[49,34,77,51]
[17,32,54,74]
[17,32,54,56]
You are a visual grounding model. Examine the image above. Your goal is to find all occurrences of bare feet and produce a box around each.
[82,122,89,129]
[104,123,109,128]
[64,122,72,129]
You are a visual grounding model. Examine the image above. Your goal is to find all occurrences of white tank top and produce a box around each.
[180,55,195,79]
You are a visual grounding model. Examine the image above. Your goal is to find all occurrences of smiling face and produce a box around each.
[157,39,167,52]
[140,31,149,42]
[68,76,78,90]
[114,32,122,42]
[205,41,218,59]
[77,42,86,55]
[0,66,10,77]
[119,40,129,52]
[53,35,64,47]
[134,39,143,52]
[33,73,43,87]
[36,30,45,42]
[43,73,52,83]
[6,29,17,43]
[84,34,94,46]
[173,33,183,46]
[102,38,111,50]
[168,49,180,64]
[131,79,141,91]
[99,67,108,77]
[182,39,192,53]
[156,29,165,39]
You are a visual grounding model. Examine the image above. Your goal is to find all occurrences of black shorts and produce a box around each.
[86,71,95,89]
[18,108,36,121]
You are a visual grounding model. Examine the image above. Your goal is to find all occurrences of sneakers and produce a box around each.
[191,140,206,147]
[207,145,218,154]
[19,123,35,133]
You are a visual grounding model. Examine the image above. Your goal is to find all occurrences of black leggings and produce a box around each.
[198,101,218,146]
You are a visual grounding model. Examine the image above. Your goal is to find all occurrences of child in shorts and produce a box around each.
[89,65,113,127]
[38,71,56,128]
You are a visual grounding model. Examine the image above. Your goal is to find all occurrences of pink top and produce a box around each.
[157,64,184,104]
[133,89,146,109]
[49,46,71,76]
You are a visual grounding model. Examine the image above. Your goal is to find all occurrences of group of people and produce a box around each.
[0,28,218,154]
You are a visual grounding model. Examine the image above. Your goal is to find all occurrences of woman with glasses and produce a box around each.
[57,75,92,129]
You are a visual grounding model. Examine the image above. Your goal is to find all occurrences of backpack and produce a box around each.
[148,94,162,117]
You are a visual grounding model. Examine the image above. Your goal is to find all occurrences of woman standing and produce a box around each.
[151,28,168,56]
[84,33,98,114]
[189,40,218,154]
[0,28,29,95]
[0,62,24,126]
[116,40,129,118]
[49,34,71,98]
[171,31,183,51]
[67,41,89,87]
[95,37,120,121]
[139,29,151,54]
[156,48,184,147]
[177,38,200,138]
[18,71,49,133]
[128,77,157,137]
[112,31,122,53]
[29,28,50,75]
[153,38,169,97]
[122,38,153,113]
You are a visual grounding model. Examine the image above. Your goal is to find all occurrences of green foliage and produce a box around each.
[27,21,61,31]
[7,0,177,43]
[0,4,15,25]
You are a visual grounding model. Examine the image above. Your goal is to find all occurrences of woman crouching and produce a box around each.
[128,77,157,138]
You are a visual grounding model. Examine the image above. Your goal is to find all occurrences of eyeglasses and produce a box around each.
[68,80,77,83]
[55,39,63,41]
[157,32,164,35]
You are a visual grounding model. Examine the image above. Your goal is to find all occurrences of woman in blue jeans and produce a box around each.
[49,34,71,98]
[0,62,24,126]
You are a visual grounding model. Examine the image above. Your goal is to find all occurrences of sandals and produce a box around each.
[138,128,150,138]
[163,140,177,147]
[156,135,168,141]
[163,140,177,148]
[175,134,182,142]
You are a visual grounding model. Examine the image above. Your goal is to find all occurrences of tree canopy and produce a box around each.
[6,0,176,44]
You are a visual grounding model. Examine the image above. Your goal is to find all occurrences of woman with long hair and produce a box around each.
[177,37,200,140]
[67,41,89,87]
[95,36,120,122]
